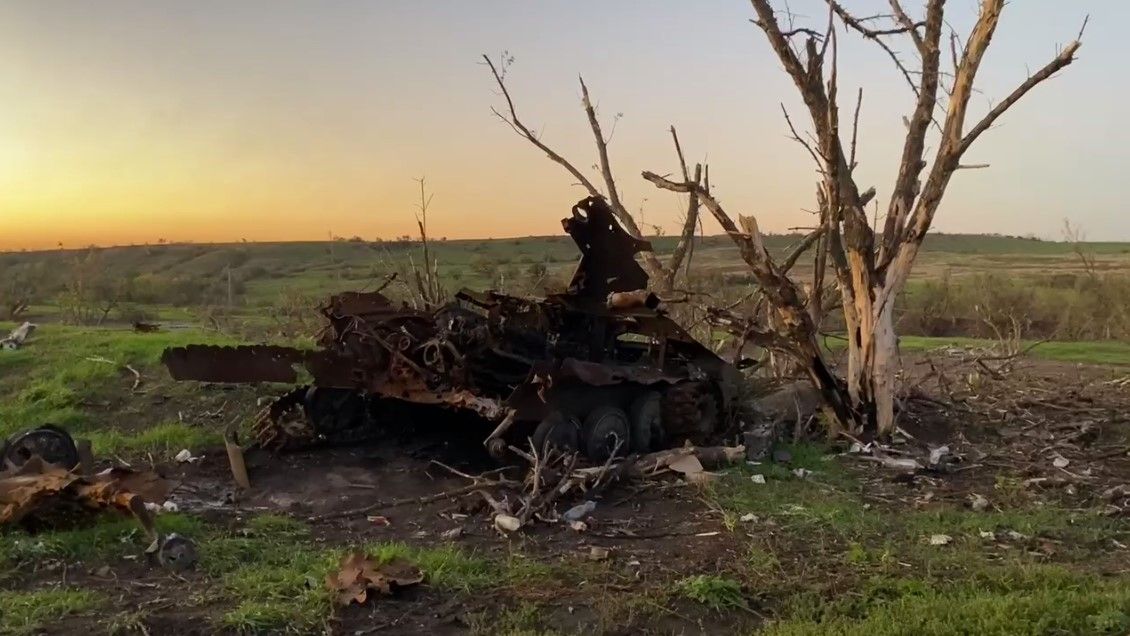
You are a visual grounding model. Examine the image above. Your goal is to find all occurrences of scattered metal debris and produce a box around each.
[154,533,198,571]
[0,425,194,569]
[325,552,424,606]
[314,443,744,534]
[162,197,745,476]
[0,455,169,541]
[2,425,80,471]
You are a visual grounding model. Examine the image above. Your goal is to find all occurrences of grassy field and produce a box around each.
[2,232,1130,633]
[4,231,1129,346]
[1,324,1129,633]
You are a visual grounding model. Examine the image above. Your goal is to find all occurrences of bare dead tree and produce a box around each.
[410,177,444,307]
[645,1,1085,435]
[482,53,701,294]
[1063,219,1099,282]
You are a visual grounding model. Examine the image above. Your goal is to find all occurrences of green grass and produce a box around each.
[0,514,204,566]
[705,444,1130,635]
[85,421,224,456]
[819,335,1130,366]
[898,335,1130,365]
[764,565,1130,635]
[0,588,103,635]
[676,575,747,612]
[2,510,560,634]
[212,530,553,632]
[469,602,561,636]
[0,324,238,452]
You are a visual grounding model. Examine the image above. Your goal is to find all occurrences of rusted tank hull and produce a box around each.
[161,197,744,458]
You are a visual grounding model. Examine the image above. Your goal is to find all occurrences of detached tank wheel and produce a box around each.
[531,411,580,454]
[1,425,79,470]
[629,392,664,453]
[582,406,630,463]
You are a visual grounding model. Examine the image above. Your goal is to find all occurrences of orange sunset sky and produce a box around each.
[1,1,1127,251]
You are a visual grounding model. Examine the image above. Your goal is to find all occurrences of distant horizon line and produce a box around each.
[1,231,1118,255]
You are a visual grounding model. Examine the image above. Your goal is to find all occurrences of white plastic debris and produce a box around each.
[161,501,179,513]
[979,531,995,539]
[494,514,521,533]
[969,493,990,512]
[739,513,758,523]
[927,445,951,466]
[928,534,953,546]
[792,468,812,479]
[174,449,202,464]
[563,500,597,522]
[751,474,767,484]
[0,322,36,351]
[588,546,610,561]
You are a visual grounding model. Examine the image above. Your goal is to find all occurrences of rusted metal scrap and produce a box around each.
[0,455,170,540]
[162,197,746,463]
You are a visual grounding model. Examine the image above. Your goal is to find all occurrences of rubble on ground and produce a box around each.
[0,455,169,539]
[314,442,746,531]
[1,424,192,568]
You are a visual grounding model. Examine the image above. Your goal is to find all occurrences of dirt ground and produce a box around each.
[4,351,1130,634]
[152,437,754,634]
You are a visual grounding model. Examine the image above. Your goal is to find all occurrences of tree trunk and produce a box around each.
[870,302,898,435]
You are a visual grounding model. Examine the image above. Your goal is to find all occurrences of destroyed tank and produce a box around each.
[162,197,744,461]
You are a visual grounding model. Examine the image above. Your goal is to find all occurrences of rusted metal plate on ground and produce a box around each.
[0,456,168,538]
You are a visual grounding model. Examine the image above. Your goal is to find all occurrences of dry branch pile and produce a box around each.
[314,443,745,530]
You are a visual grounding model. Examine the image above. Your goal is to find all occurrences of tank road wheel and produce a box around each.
[531,411,581,454]
[661,382,720,444]
[253,387,311,450]
[629,392,664,453]
[1,424,79,470]
[582,406,630,463]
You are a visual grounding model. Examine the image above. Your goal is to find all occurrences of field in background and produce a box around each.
[3,232,1129,345]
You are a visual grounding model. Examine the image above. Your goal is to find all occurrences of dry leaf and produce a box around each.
[325,552,424,606]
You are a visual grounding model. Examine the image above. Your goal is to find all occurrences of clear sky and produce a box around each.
[1,1,1125,250]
